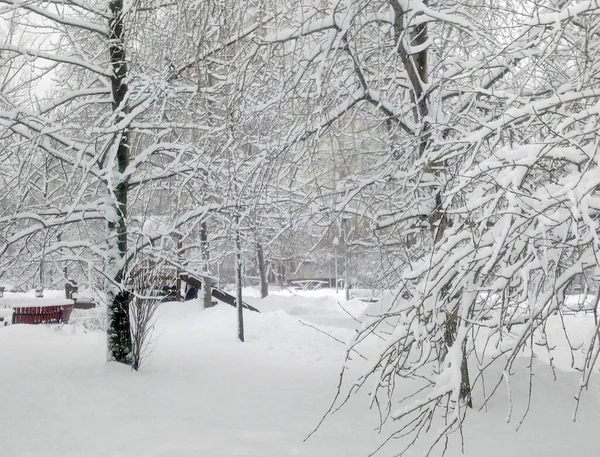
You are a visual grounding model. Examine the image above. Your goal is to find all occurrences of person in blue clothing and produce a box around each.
[184,284,198,301]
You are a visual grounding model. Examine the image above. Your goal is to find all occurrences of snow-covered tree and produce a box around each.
[0,0,274,363]
[258,0,600,452]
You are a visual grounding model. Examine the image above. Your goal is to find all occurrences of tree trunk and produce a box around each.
[344,254,350,301]
[201,222,213,308]
[277,262,286,286]
[342,221,350,301]
[444,312,473,408]
[256,241,268,298]
[203,275,213,308]
[106,0,132,364]
[391,0,471,405]
[200,222,209,258]
[236,226,244,342]
[175,235,183,301]
[334,246,339,294]
[108,290,132,363]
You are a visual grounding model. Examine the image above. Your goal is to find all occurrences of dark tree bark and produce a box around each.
[176,235,183,301]
[200,222,209,259]
[390,0,471,405]
[236,226,244,342]
[106,0,132,364]
[109,290,132,363]
[444,312,473,408]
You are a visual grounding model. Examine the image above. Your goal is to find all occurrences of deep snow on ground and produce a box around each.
[1,289,600,456]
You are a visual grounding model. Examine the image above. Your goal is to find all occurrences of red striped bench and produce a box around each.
[11,304,74,324]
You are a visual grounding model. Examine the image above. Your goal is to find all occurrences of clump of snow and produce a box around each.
[0,297,74,308]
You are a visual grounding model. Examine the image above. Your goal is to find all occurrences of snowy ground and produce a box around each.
[1,289,600,456]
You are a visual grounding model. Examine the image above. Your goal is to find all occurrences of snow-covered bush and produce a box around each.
[69,307,108,332]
